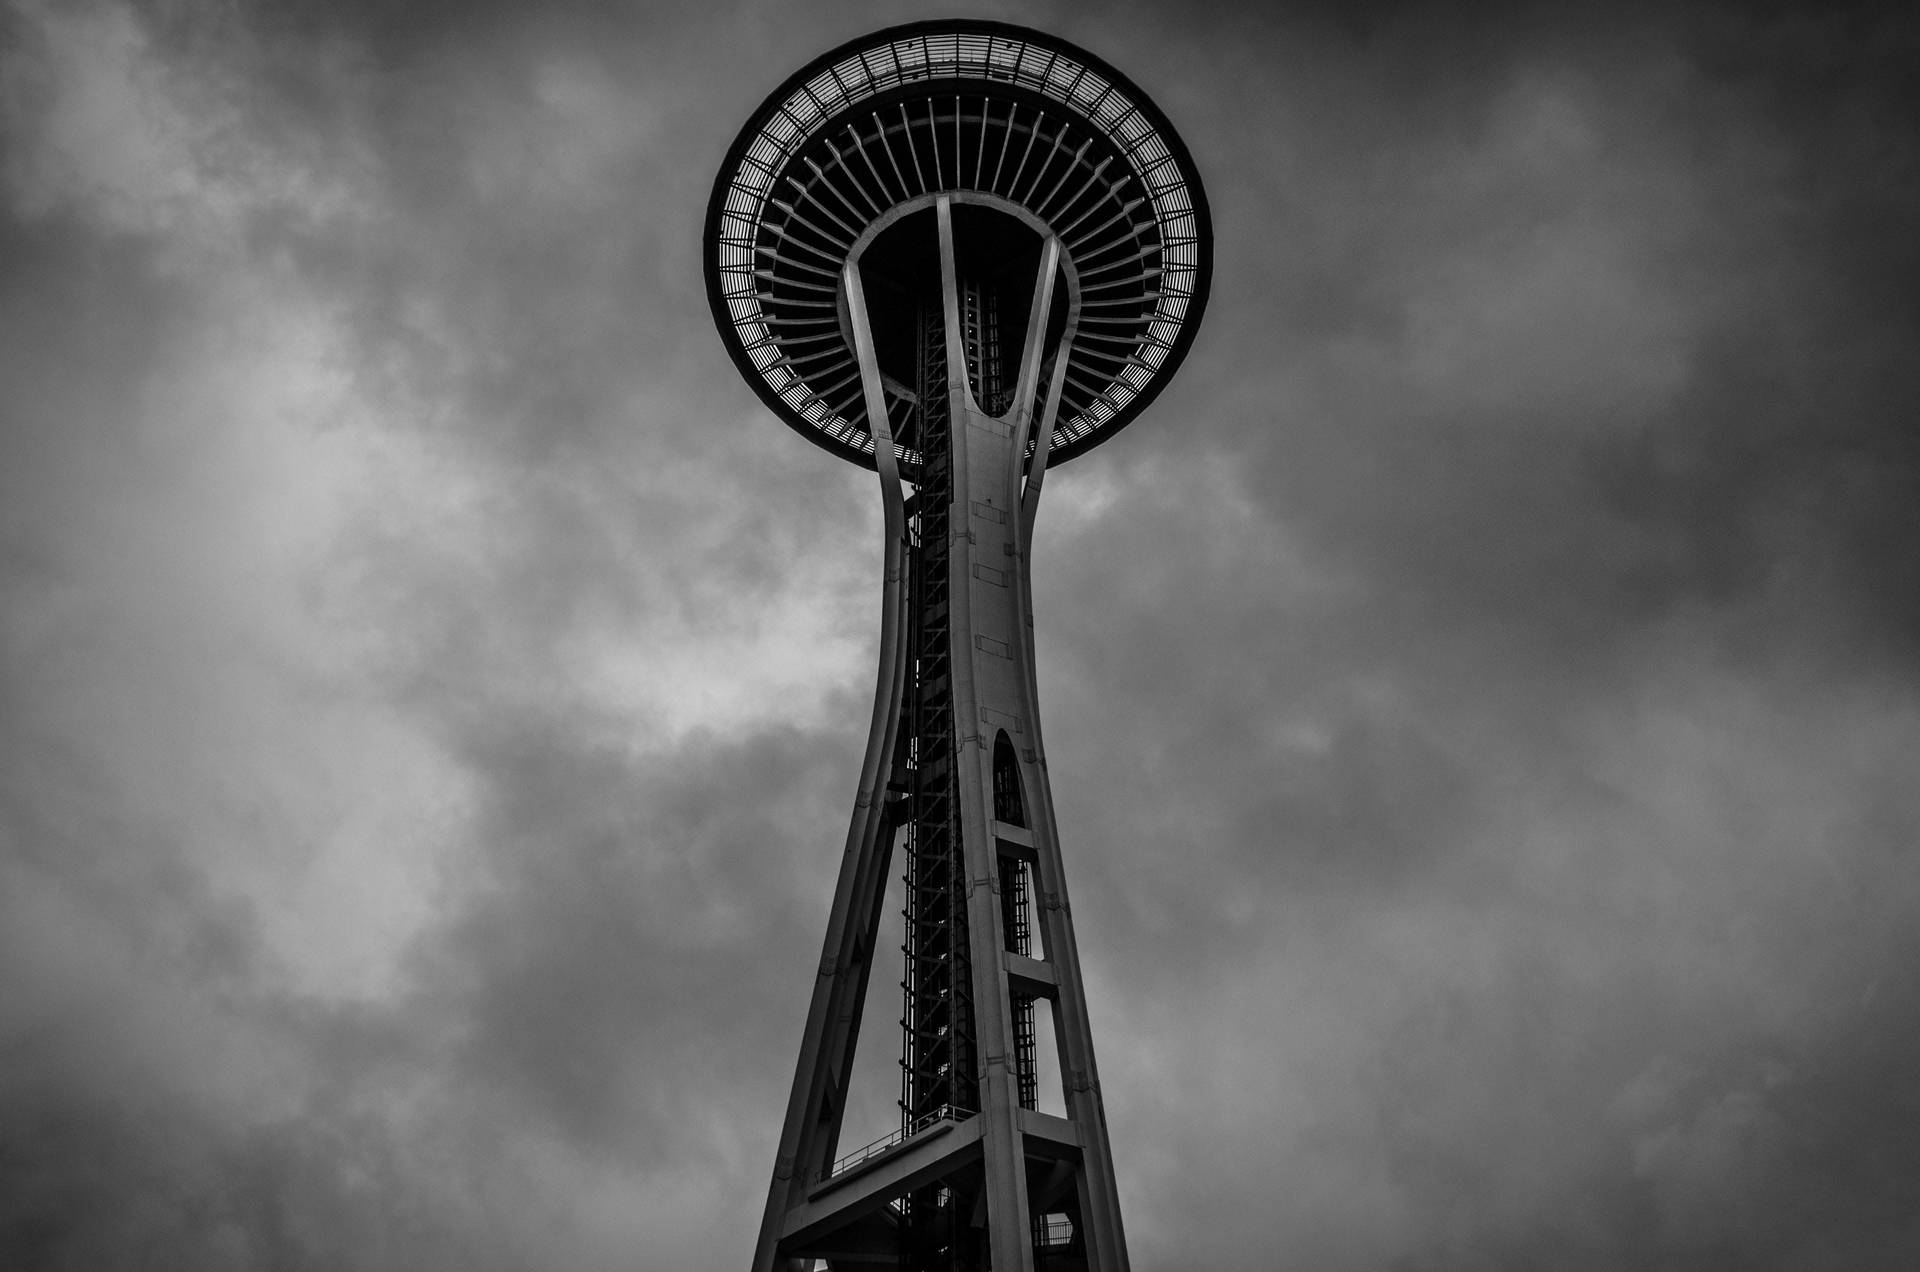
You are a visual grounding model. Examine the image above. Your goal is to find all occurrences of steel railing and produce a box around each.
[823,1105,973,1181]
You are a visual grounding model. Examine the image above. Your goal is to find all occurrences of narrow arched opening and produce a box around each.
[992,731,1027,828]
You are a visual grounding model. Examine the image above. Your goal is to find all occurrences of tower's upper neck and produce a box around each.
[853,201,1069,460]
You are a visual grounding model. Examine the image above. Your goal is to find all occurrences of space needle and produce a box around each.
[704,20,1212,1270]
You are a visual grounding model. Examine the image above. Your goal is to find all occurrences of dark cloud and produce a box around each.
[2,0,1917,1268]
[422,716,854,1153]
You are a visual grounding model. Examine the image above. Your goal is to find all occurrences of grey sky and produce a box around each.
[3,0,1918,1267]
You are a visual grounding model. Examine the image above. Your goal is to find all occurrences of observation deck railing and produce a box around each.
[1037,1212,1075,1246]
[822,1104,973,1181]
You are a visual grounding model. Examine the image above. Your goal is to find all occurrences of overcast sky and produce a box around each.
[3,0,1919,1268]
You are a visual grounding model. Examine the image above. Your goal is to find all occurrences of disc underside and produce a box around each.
[704,19,1212,472]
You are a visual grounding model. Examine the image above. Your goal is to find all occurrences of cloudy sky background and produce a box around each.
[3,0,1918,1267]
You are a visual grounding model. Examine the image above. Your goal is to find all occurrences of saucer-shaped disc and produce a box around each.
[705,19,1212,472]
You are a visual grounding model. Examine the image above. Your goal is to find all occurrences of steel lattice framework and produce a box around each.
[705,19,1211,1272]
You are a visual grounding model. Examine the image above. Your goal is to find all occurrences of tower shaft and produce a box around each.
[753,198,1128,1272]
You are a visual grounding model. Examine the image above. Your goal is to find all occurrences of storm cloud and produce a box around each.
[2,0,1918,1268]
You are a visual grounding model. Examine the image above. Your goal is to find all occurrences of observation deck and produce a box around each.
[704,19,1212,475]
